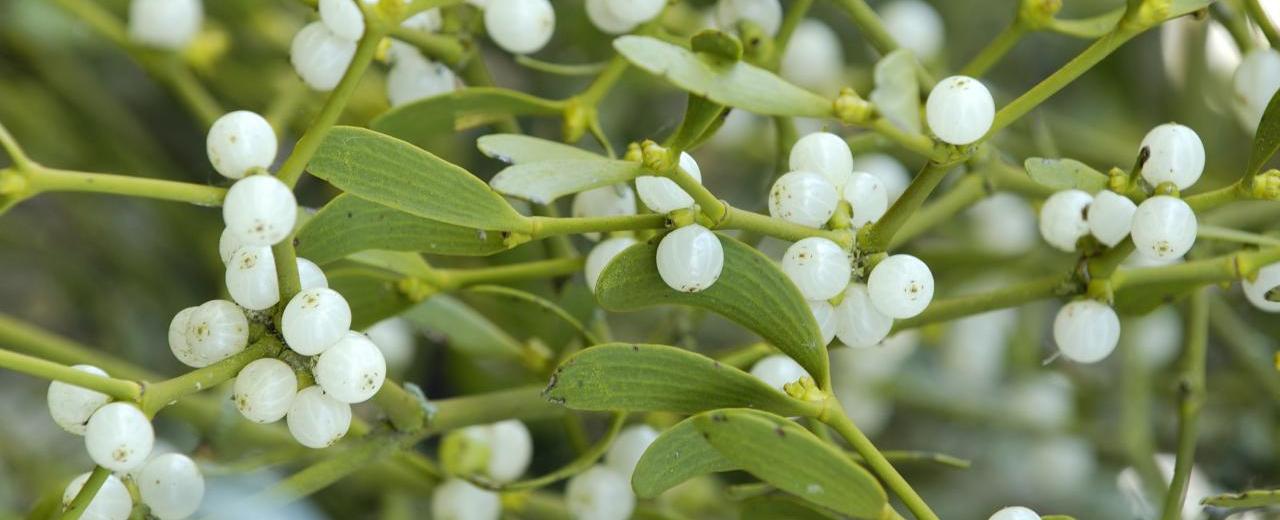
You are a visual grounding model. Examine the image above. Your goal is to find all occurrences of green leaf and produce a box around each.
[1202,489,1280,508]
[1168,0,1215,19]
[370,87,562,146]
[401,295,525,359]
[740,495,840,520]
[308,126,528,232]
[543,343,814,416]
[869,49,921,134]
[328,266,416,330]
[594,234,829,387]
[489,159,646,204]
[690,29,743,62]
[632,416,736,498]
[477,134,600,164]
[693,409,887,518]
[614,36,832,118]
[345,250,433,278]
[1024,157,1108,192]
[295,194,511,264]
[1247,88,1280,177]
[670,95,728,151]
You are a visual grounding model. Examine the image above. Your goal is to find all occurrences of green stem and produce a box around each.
[577,55,630,107]
[372,380,430,432]
[894,274,1075,331]
[27,167,227,206]
[859,162,953,251]
[891,174,988,248]
[141,338,282,416]
[960,23,1027,77]
[829,0,901,56]
[0,120,35,170]
[868,118,941,161]
[248,432,407,512]
[1159,289,1209,520]
[1185,181,1247,212]
[403,0,464,17]
[60,466,110,520]
[823,400,939,520]
[388,27,468,66]
[1118,322,1167,503]
[1196,225,1280,246]
[264,77,313,135]
[1246,0,1280,48]
[437,257,585,289]
[528,213,667,238]
[273,240,303,303]
[1043,8,1125,39]
[721,206,855,249]
[1109,246,1280,292]
[667,166,729,223]
[0,348,141,400]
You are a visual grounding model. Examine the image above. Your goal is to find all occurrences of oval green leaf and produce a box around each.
[740,495,840,520]
[477,134,601,164]
[489,159,645,204]
[614,36,832,118]
[869,49,921,134]
[1247,88,1280,176]
[296,194,511,264]
[632,416,737,498]
[594,234,829,387]
[327,265,417,330]
[371,87,562,147]
[1024,157,1108,192]
[543,343,814,417]
[308,126,528,232]
[693,409,887,518]
[401,295,524,359]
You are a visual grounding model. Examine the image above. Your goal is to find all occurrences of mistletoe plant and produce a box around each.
[3,0,1280,518]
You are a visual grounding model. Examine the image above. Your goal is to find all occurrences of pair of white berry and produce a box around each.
[63,453,204,520]
[221,234,328,310]
[292,0,383,91]
[785,247,934,348]
[127,0,203,50]
[168,299,249,368]
[586,0,664,35]
[577,183,639,292]
[628,153,727,293]
[780,132,889,229]
[45,369,157,473]
[1041,188,1197,261]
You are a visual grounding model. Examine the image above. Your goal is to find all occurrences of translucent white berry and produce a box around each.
[296,257,329,290]
[319,0,365,41]
[281,288,352,356]
[483,0,556,54]
[1243,261,1280,312]
[844,172,889,228]
[565,465,636,520]
[432,478,501,520]
[315,332,387,403]
[780,20,843,92]
[867,254,934,319]
[1127,306,1183,368]
[925,75,995,145]
[486,420,533,482]
[387,52,457,107]
[750,354,809,391]
[809,300,837,345]
[218,228,244,264]
[855,154,910,203]
[138,453,205,520]
[287,386,352,448]
[715,0,783,36]
[1131,196,1196,261]
[879,0,943,59]
[1086,190,1137,247]
[63,472,132,520]
[586,237,638,293]
[85,402,155,472]
[225,246,280,311]
[168,307,200,367]
[605,424,659,479]
[1232,48,1280,130]
[781,237,850,301]
[206,111,277,180]
[1139,123,1205,190]
[47,365,112,435]
[290,21,357,91]
[365,317,416,374]
[636,152,701,213]
[128,0,203,50]
[834,284,893,348]
[222,175,297,247]
[769,171,839,228]
[989,506,1040,520]
[586,0,637,34]
[655,225,724,293]
[969,193,1037,254]
[605,0,665,24]
[184,299,249,367]
[1038,189,1093,252]
[789,132,853,193]
[572,184,636,241]
[1053,299,1121,363]
[233,358,298,424]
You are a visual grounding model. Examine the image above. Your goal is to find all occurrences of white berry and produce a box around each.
[855,154,910,203]
[218,228,244,265]
[587,0,637,34]
[63,472,132,520]
[605,0,665,24]
[969,193,1037,254]
[572,184,636,241]
[287,386,352,448]
[586,237,637,293]
[168,307,200,367]
[290,21,357,91]
[1131,195,1197,261]
[365,317,417,374]
[281,288,352,356]
[387,52,457,107]
[844,172,889,228]
[655,225,724,293]
[1053,299,1121,363]
[1038,189,1093,253]
[483,0,556,54]
[1243,261,1280,312]
[1232,48,1280,130]
[1139,123,1205,190]
[206,111,277,180]
[565,465,636,520]
[780,20,844,92]
[769,171,839,228]
[233,358,298,424]
[138,453,205,520]
[222,175,297,247]
[879,0,943,59]
[605,424,659,479]
[926,75,995,145]
[225,246,280,311]
[432,478,501,520]
[989,506,1040,520]
[47,365,112,435]
[1086,190,1137,247]
[319,0,365,41]
[809,300,837,345]
[184,299,249,367]
[636,152,701,213]
[85,402,155,472]
[315,332,387,403]
[715,0,783,37]
[834,284,893,348]
[789,132,853,193]
[128,0,203,50]
[781,237,850,301]
[867,254,934,319]
[296,257,329,290]
[486,420,533,482]
[750,354,809,391]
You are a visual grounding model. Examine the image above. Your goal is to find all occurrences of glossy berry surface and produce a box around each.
[656,225,724,293]
[1086,190,1137,247]
[565,465,635,520]
[1139,123,1205,190]
[138,453,205,520]
[314,332,387,403]
[1130,195,1197,261]
[1038,189,1093,253]
[233,358,298,424]
[47,365,112,435]
[222,175,297,247]
[636,152,701,213]
[925,75,995,145]
[63,472,132,520]
[206,111,277,180]
[769,170,839,228]
[85,402,154,472]
[1053,300,1121,363]
[834,283,894,348]
[781,237,850,301]
[867,254,934,319]
[281,287,352,356]
[287,386,352,449]
[750,354,809,391]
[789,132,853,192]
[483,0,556,54]
[585,236,637,293]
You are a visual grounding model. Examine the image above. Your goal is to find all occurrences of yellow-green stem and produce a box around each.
[1159,289,1209,520]
[823,400,939,520]
[0,348,141,400]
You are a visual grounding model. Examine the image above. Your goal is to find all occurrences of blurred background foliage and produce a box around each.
[2,0,1280,518]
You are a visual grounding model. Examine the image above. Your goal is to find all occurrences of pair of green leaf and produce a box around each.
[480,134,645,204]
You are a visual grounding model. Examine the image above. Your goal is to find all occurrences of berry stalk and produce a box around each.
[59,465,110,520]
[1158,289,1209,520]
[822,400,939,520]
